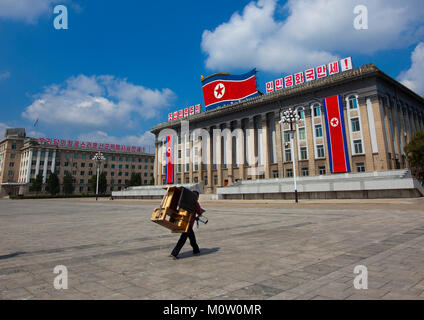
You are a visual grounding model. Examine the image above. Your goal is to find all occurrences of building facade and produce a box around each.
[0,130,154,196]
[151,64,424,194]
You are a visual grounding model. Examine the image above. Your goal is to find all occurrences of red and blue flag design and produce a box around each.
[323,95,351,173]
[165,135,174,184]
[201,69,259,111]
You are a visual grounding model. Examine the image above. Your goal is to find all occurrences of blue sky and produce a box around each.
[0,0,423,148]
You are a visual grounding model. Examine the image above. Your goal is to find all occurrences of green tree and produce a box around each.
[63,171,74,195]
[128,172,141,187]
[29,173,43,194]
[46,172,60,196]
[90,172,107,195]
[404,131,424,185]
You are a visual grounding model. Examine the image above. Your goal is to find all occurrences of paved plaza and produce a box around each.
[0,197,424,300]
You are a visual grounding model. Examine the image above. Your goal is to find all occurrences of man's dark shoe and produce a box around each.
[193,250,200,255]
[169,254,178,260]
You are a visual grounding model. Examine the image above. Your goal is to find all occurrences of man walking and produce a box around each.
[170,191,204,259]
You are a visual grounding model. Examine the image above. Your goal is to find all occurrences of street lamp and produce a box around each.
[92,151,105,201]
[279,107,301,203]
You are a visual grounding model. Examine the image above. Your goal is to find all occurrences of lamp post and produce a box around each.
[92,151,105,201]
[279,107,301,203]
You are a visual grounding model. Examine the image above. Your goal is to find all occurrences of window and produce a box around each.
[318,166,326,175]
[348,95,358,109]
[80,179,84,184]
[82,154,87,160]
[80,171,85,176]
[112,156,116,161]
[272,170,279,178]
[177,164,181,173]
[111,164,115,169]
[316,145,325,158]
[186,177,190,183]
[283,131,291,143]
[194,164,198,171]
[356,162,365,172]
[298,127,306,140]
[178,149,182,159]
[313,104,321,117]
[302,167,309,176]
[72,170,77,175]
[88,171,93,176]
[353,139,363,154]
[194,177,198,183]
[286,169,293,177]
[205,176,208,186]
[119,164,123,169]
[9,162,14,167]
[111,172,115,176]
[10,153,15,159]
[351,118,360,132]
[298,108,305,119]
[89,163,93,168]
[315,124,323,137]
[81,163,85,168]
[125,165,129,169]
[213,176,218,185]
[73,162,77,168]
[125,172,129,176]
[285,149,292,162]
[74,154,78,159]
[11,143,17,150]
[64,161,69,167]
[300,147,308,160]
[185,163,189,172]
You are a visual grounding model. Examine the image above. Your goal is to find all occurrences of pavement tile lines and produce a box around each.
[1,199,424,300]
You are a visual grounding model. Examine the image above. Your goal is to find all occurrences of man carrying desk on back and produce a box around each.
[170,191,205,259]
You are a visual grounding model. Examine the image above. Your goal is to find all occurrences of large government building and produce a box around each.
[151,63,424,195]
[0,129,155,196]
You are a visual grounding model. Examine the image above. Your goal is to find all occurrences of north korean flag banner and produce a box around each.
[323,95,351,174]
[165,135,174,184]
[201,69,259,111]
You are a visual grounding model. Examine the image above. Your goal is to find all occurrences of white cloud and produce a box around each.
[0,71,10,81]
[0,122,8,138]
[201,0,424,73]
[22,74,176,130]
[0,0,62,24]
[398,42,424,97]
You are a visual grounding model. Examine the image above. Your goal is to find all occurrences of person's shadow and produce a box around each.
[176,247,220,259]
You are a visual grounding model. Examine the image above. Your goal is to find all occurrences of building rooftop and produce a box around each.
[151,63,424,134]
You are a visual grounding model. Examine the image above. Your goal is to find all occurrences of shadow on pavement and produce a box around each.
[176,247,220,259]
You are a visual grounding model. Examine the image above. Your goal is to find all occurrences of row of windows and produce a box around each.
[29,160,153,170]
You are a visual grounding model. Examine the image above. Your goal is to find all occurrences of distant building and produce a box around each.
[0,130,154,196]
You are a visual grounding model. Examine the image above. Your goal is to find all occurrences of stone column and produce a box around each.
[225,121,233,184]
[26,148,33,183]
[274,111,284,177]
[214,125,223,187]
[35,149,41,176]
[42,150,49,183]
[154,141,159,185]
[261,114,270,179]
[247,117,256,178]
[51,150,56,174]
[207,126,213,193]
[189,135,193,184]
[236,120,245,181]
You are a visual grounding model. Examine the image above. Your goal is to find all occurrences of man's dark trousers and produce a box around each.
[171,228,199,257]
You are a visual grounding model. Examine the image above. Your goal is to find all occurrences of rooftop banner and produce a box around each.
[201,69,259,111]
